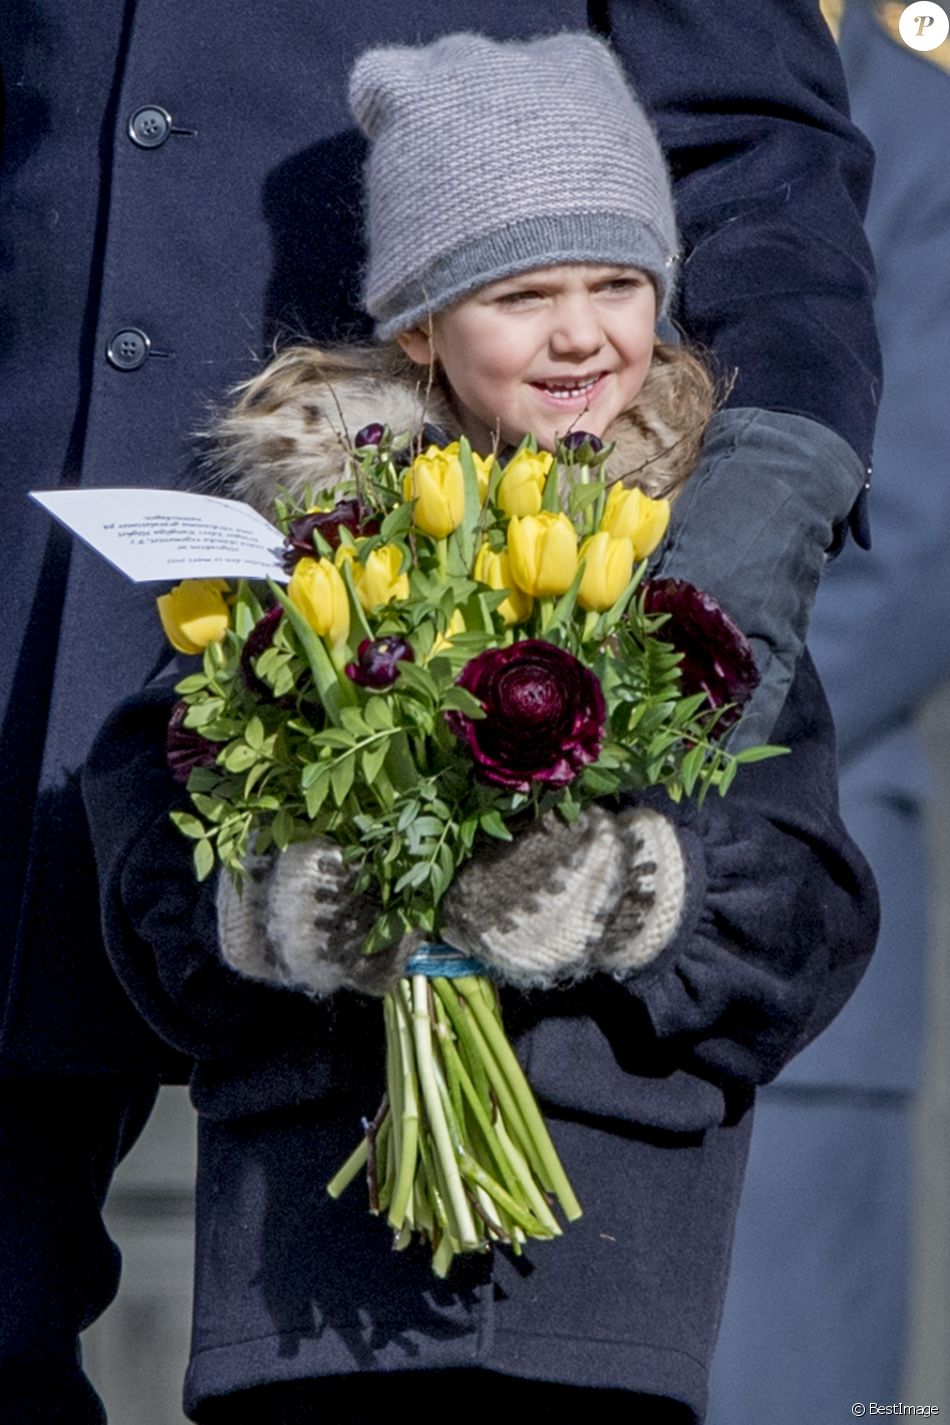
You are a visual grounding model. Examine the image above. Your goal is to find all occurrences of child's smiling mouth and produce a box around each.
[530,372,608,406]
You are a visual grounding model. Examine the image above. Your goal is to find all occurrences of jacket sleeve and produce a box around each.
[612,649,879,1087]
[607,0,881,468]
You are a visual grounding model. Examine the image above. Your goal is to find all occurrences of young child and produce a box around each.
[82,33,878,1425]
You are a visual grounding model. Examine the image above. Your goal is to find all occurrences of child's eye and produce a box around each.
[494,288,546,307]
[597,277,643,295]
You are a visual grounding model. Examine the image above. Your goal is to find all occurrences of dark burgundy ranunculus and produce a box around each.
[166,700,220,784]
[642,578,760,732]
[446,639,606,792]
[240,604,284,697]
[354,422,386,448]
[282,499,381,571]
[345,635,414,689]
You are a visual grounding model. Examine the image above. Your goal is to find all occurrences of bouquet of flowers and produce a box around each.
[159,422,779,1276]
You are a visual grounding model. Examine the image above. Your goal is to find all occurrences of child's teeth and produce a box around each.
[541,376,598,398]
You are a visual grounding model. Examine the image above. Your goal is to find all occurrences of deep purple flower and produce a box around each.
[282,499,380,571]
[240,604,284,697]
[642,578,760,732]
[166,700,220,784]
[345,635,414,689]
[559,430,604,456]
[355,422,386,448]
[446,639,606,792]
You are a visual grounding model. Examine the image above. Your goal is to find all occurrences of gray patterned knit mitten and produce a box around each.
[440,804,688,989]
[215,840,412,998]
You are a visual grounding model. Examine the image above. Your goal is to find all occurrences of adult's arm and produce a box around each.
[606,0,880,466]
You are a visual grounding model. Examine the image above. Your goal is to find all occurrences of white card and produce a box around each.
[31,488,289,584]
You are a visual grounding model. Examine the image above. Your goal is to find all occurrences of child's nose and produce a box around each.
[549,297,604,358]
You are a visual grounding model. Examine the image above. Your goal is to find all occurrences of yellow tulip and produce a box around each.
[287,556,350,648]
[473,542,533,626]
[577,531,634,612]
[599,484,671,560]
[430,608,467,657]
[507,512,578,598]
[156,579,230,655]
[403,445,465,537]
[497,449,553,518]
[336,542,409,611]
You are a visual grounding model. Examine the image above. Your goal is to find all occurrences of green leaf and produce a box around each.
[312,728,355,750]
[184,699,225,729]
[394,862,431,893]
[245,716,265,751]
[194,839,215,881]
[301,761,327,789]
[732,744,791,764]
[340,706,369,736]
[362,741,389,783]
[380,501,414,541]
[581,766,621,794]
[189,793,224,821]
[567,480,607,519]
[330,755,355,806]
[304,775,330,818]
[364,695,393,730]
[680,742,707,797]
[174,674,210,695]
[441,685,486,719]
[394,659,437,703]
[171,811,208,840]
[479,809,512,841]
[337,554,374,646]
[272,810,294,852]
[221,743,258,773]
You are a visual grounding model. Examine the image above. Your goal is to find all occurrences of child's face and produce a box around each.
[398,264,657,452]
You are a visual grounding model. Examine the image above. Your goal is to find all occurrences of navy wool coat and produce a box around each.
[82,642,878,1417]
[1,1,879,1084]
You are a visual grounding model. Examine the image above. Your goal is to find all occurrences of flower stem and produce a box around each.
[458,976,582,1221]
[410,975,479,1251]
[386,989,419,1231]
[326,1136,369,1199]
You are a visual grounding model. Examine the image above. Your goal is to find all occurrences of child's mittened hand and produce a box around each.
[440,805,687,990]
[216,842,412,998]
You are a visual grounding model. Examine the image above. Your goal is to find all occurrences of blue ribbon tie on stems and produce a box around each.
[405,943,489,978]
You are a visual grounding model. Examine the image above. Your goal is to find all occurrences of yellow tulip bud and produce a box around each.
[600,484,671,560]
[472,450,494,503]
[577,532,634,612]
[336,542,409,611]
[157,579,230,655]
[507,512,578,598]
[403,446,465,537]
[473,542,533,626]
[497,449,553,518]
[287,556,350,648]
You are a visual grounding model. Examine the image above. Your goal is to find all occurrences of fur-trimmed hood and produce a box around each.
[211,342,714,516]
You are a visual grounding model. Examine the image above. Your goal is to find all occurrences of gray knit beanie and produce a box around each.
[349,32,679,339]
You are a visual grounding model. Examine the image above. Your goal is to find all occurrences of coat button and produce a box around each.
[128,106,172,148]
[107,328,151,370]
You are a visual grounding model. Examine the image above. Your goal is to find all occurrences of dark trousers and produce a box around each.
[194,1372,696,1423]
[0,1076,159,1424]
